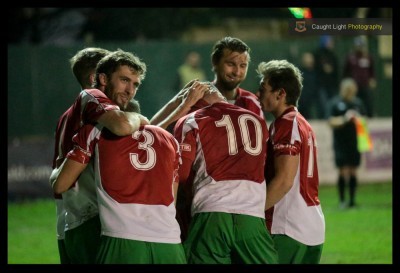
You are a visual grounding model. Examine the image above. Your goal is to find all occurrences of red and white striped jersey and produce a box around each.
[265,106,325,245]
[52,89,119,232]
[67,124,182,243]
[174,102,269,219]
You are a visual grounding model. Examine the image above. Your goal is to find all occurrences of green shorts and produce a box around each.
[184,212,278,264]
[57,239,71,264]
[64,215,101,264]
[272,234,323,264]
[96,236,187,264]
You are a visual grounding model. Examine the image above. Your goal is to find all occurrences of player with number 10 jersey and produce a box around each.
[174,94,278,264]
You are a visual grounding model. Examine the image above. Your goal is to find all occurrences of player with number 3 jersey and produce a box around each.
[52,121,186,264]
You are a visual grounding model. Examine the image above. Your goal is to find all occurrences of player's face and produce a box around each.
[258,78,279,114]
[213,49,249,90]
[104,65,141,110]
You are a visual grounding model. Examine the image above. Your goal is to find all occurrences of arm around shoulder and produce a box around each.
[98,110,149,136]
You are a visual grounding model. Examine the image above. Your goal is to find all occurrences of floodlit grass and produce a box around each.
[7,182,392,264]
[8,199,59,264]
[319,182,392,264]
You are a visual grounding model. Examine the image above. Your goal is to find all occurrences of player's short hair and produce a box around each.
[256,60,303,107]
[69,47,111,88]
[94,49,147,88]
[211,36,251,66]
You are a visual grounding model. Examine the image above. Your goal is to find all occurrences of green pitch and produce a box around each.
[7,181,392,264]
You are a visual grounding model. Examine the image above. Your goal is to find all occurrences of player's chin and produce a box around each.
[115,102,125,111]
[225,81,241,90]
[118,98,129,110]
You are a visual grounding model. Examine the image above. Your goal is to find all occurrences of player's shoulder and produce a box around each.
[237,87,257,97]
[144,124,173,135]
[81,88,106,99]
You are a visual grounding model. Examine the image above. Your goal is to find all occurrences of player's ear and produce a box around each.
[277,88,286,99]
[98,73,108,86]
[89,73,96,86]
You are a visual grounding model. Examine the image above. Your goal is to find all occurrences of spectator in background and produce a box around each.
[297,52,318,119]
[313,35,339,119]
[343,36,376,117]
[328,78,367,208]
[175,51,206,90]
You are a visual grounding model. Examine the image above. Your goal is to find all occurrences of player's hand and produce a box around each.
[183,81,209,107]
[176,79,198,102]
[138,114,150,125]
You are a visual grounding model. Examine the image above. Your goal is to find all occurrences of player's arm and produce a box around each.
[97,110,149,136]
[150,93,184,129]
[265,154,299,210]
[150,79,196,127]
[50,123,98,194]
[50,158,88,195]
[151,80,208,129]
[173,181,179,207]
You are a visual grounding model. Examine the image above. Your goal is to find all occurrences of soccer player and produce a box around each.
[150,37,266,242]
[51,47,110,264]
[51,100,186,264]
[210,36,264,117]
[50,49,149,263]
[174,88,277,264]
[257,60,325,264]
[150,36,264,131]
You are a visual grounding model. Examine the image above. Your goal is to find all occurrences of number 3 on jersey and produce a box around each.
[129,130,156,170]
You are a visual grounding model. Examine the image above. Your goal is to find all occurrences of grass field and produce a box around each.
[7,181,392,264]
[318,182,392,264]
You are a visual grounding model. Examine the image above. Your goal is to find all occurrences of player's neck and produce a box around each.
[218,88,237,101]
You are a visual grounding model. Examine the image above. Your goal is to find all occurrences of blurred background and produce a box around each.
[8,7,392,199]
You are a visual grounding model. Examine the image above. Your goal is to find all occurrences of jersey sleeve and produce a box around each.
[174,116,197,184]
[272,119,301,157]
[80,89,120,124]
[52,111,69,168]
[66,124,102,164]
